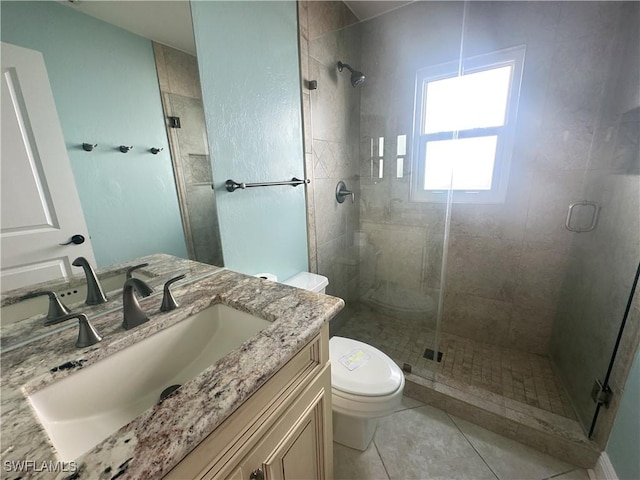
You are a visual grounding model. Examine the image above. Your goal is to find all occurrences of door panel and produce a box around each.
[1,42,96,292]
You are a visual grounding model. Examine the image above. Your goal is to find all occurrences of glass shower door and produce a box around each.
[162,92,223,267]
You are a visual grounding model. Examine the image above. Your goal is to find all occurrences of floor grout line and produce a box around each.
[447,412,501,480]
[545,468,584,479]
[372,438,392,480]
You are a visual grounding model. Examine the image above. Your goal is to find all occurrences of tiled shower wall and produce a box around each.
[550,1,639,444]
[357,1,630,355]
[298,1,361,332]
[154,43,223,267]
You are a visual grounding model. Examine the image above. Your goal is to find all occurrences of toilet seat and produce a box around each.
[329,336,405,417]
[330,336,403,396]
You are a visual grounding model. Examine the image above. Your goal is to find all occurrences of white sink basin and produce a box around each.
[1,271,153,325]
[28,304,271,462]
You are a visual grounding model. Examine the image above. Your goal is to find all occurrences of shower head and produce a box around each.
[337,61,365,87]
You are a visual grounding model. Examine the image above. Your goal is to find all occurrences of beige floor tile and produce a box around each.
[392,395,426,413]
[450,415,577,480]
[333,441,389,480]
[374,405,498,480]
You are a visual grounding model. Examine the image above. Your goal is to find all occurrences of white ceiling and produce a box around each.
[344,0,413,21]
[61,0,196,55]
[61,0,414,56]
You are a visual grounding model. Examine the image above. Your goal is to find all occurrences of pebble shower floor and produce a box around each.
[336,302,576,420]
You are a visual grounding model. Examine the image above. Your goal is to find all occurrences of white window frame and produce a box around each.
[411,46,525,204]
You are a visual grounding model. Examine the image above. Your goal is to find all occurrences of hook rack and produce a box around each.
[224,177,310,192]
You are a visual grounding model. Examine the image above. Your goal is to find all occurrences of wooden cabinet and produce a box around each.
[166,325,333,480]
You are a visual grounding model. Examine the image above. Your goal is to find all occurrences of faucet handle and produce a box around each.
[160,274,186,312]
[53,313,102,348]
[336,181,355,204]
[20,291,71,325]
[75,314,102,348]
[126,263,149,279]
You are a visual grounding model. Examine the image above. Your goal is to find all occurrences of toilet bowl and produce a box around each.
[329,336,404,450]
[282,272,405,451]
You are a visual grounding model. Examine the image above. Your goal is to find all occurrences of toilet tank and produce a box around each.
[282,272,329,294]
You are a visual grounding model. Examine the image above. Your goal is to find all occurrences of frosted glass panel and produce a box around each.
[424,136,497,190]
[424,66,511,134]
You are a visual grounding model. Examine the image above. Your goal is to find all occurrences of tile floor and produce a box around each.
[337,303,576,419]
[333,396,591,480]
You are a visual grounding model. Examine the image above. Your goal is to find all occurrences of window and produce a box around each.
[411,46,525,203]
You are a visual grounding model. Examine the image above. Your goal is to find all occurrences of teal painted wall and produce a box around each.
[191,1,308,281]
[1,1,188,267]
[607,348,640,480]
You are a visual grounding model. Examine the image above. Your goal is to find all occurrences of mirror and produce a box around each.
[0,0,223,281]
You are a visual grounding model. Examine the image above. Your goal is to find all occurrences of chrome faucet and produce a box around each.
[72,257,108,305]
[122,277,153,330]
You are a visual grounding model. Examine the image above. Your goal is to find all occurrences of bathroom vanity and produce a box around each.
[167,325,332,480]
[0,255,343,479]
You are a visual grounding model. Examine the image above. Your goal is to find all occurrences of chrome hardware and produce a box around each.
[224,177,309,192]
[591,379,613,408]
[82,143,97,152]
[59,234,85,246]
[122,278,153,330]
[160,274,186,312]
[72,257,108,305]
[150,147,163,154]
[119,145,133,153]
[19,291,71,325]
[336,180,355,203]
[565,201,600,233]
[249,468,264,480]
[126,262,149,280]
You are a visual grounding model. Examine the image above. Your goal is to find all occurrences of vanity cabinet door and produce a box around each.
[238,366,332,480]
[167,326,332,480]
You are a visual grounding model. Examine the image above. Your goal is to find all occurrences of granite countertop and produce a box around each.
[1,254,222,351]
[0,255,344,479]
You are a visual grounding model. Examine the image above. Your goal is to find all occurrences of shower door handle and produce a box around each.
[565,201,600,233]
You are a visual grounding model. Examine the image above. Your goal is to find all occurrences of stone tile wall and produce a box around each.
[154,43,223,267]
[549,2,639,443]
[298,2,361,332]
[356,1,631,356]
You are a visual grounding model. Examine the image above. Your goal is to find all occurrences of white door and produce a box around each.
[1,42,96,292]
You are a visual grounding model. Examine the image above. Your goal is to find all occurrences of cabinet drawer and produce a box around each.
[166,325,329,480]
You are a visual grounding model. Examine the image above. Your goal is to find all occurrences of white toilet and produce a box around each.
[282,272,405,451]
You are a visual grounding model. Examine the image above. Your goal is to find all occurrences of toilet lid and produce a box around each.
[329,336,403,397]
